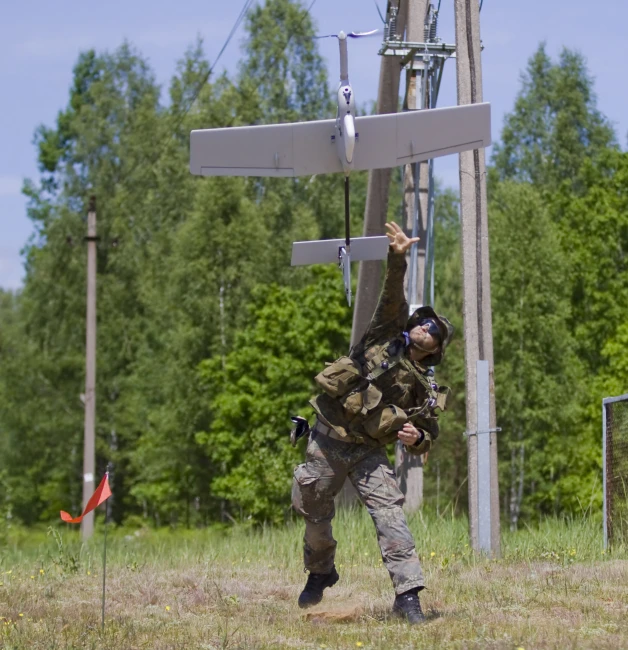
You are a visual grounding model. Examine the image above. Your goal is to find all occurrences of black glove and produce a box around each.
[290,416,310,447]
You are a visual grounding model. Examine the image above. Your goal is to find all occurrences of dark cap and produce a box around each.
[406,306,454,366]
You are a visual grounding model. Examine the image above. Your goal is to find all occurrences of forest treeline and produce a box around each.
[1,0,627,530]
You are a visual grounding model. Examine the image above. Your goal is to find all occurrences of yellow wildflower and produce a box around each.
[165,605,171,612]
[430,552,436,557]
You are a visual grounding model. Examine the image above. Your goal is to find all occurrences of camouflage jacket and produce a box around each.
[310,248,448,455]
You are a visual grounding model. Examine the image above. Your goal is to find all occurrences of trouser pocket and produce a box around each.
[292,463,317,516]
[292,463,339,523]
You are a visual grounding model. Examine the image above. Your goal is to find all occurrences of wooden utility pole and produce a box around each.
[350,0,407,347]
[395,0,430,513]
[82,196,97,541]
[453,0,501,555]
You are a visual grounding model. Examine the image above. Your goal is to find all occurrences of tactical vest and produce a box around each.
[312,336,449,444]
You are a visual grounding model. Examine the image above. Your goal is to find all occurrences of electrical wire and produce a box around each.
[373,0,386,24]
[128,0,318,186]
[167,0,256,138]
[165,0,318,148]
[129,0,257,183]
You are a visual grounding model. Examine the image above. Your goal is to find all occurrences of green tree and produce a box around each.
[493,44,616,191]
[197,266,352,522]
[3,44,164,524]
[489,182,589,523]
[490,45,626,520]
[239,0,330,125]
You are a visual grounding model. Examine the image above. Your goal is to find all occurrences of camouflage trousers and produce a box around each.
[291,426,424,595]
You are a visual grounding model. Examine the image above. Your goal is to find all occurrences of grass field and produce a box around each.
[1,509,627,649]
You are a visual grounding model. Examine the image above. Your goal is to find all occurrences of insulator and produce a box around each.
[430,11,438,40]
[424,4,438,42]
[388,6,398,41]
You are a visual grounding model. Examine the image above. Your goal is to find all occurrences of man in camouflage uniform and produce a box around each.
[292,222,453,624]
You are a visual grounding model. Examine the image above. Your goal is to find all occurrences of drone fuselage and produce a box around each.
[334,32,356,175]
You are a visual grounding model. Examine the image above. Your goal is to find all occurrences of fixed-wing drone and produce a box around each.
[190,31,491,305]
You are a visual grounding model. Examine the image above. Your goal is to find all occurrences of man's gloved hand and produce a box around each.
[397,422,424,447]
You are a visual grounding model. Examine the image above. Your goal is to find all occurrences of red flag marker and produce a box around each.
[60,473,112,524]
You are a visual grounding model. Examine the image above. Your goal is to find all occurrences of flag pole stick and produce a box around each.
[101,467,111,631]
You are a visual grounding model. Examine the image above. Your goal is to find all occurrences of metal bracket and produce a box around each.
[463,427,502,438]
[379,40,456,68]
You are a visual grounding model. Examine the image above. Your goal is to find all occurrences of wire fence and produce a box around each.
[604,394,628,548]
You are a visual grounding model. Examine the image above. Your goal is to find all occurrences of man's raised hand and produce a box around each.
[385,222,420,255]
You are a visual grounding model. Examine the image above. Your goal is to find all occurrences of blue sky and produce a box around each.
[1,0,627,290]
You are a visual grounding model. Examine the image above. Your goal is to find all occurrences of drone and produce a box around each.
[190,31,491,306]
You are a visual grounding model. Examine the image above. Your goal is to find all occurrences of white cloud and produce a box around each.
[0,176,22,197]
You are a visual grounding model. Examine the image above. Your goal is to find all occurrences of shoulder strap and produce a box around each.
[361,338,405,382]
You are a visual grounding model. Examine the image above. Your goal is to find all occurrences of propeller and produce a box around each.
[315,29,382,39]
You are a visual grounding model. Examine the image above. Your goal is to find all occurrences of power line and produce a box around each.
[151,0,319,169]
[168,0,256,139]
[240,0,319,100]
[174,0,318,134]
[126,0,256,187]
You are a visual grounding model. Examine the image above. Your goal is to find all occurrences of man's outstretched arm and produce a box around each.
[360,222,420,348]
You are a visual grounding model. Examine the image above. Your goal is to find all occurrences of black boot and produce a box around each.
[392,588,426,625]
[297,566,339,609]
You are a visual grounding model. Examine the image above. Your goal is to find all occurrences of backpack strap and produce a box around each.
[360,338,406,382]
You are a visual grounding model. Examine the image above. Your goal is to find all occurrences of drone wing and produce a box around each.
[190,103,491,177]
[190,119,342,177]
[352,102,491,170]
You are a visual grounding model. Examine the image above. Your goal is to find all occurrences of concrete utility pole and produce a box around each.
[395,0,430,513]
[82,196,97,541]
[350,0,407,348]
[453,0,501,555]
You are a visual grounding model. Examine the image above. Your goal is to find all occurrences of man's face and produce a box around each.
[409,320,440,354]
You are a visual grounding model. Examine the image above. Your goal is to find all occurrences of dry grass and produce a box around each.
[1,511,627,649]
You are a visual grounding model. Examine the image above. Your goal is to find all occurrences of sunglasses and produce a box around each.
[417,318,442,344]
